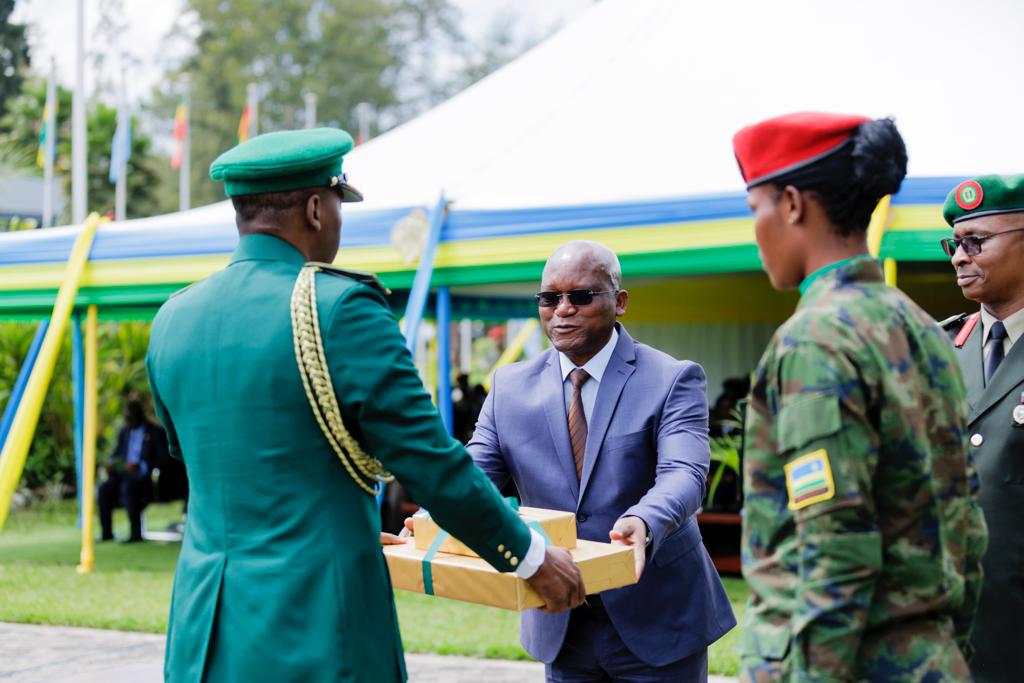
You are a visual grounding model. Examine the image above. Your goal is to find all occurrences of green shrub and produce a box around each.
[0,320,152,492]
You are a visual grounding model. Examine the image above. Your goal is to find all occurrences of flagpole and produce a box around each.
[246,82,258,138]
[72,0,87,224]
[303,91,317,129]
[179,74,191,211]
[114,65,127,222]
[355,102,372,145]
[42,60,57,228]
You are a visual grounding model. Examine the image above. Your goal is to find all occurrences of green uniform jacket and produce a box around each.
[739,257,987,683]
[148,234,532,683]
[948,313,1024,683]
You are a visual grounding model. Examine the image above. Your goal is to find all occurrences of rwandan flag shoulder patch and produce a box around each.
[784,449,835,511]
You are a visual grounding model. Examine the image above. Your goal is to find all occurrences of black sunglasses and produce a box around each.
[940,227,1024,257]
[535,289,616,307]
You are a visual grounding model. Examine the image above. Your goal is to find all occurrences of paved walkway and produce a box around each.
[0,622,736,682]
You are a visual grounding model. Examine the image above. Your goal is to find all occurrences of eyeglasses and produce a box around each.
[940,227,1024,257]
[535,290,616,307]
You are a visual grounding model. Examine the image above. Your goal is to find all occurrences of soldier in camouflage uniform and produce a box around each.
[732,113,987,682]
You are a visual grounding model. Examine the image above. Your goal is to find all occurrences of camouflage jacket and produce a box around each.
[740,257,987,682]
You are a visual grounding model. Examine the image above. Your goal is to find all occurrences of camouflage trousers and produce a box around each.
[740,617,971,682]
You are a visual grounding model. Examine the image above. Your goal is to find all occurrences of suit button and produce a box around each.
[497,544,504,553]
[510,557,519,566]
[577,513,589,523]
[971,433,984,447]
[504,550,512,559]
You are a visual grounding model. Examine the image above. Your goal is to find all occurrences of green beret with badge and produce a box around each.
[209,127,363,201]
[943,173,1024,226]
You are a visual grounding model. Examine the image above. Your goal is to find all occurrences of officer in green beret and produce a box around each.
[147,128,586,683]
[940,174,1024,683]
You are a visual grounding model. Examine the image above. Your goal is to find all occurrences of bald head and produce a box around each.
[543,240,622,291]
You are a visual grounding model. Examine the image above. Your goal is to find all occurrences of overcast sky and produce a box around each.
[12,0,594,104]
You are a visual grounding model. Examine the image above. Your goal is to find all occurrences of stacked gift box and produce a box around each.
[383,506,638,611]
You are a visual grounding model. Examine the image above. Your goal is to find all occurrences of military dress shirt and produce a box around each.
[980,306,1024,361]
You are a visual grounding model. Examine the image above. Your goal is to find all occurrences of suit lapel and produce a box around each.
[541,351,580,501]
[962,322,985,417]
[577,330,636,505]
[972,334,1024,423]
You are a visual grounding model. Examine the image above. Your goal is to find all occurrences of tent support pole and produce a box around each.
[0,321,49,453]
[402,192,448,354]
[0,214,104,531]
[72,313,84,528]
[436,287,453,435]
[866,194,891,259]
[77,305,98,574]
[883,258,897,287]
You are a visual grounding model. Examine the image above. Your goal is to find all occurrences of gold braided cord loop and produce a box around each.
[290,265,394,495]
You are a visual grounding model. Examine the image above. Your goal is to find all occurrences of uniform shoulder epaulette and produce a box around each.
[307,262,391,295]
[938,312,969,330]
[169,275,211,300]
[938,311,980,348]
[168,282,196,299]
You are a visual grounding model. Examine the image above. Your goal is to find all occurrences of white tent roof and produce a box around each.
[346,0,1024,211]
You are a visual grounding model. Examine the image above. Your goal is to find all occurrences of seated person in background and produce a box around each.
[709,393,738,438]
[98,398,167,543]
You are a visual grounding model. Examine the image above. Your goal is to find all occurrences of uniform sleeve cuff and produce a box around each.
[514,529,546,579]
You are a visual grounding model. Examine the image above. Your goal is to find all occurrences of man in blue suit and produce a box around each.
[469,241,736,681]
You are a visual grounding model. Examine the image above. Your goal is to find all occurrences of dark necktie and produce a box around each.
[985,321,1008,385]
[567,368,590,480]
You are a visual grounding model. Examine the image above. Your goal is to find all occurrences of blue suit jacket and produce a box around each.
[468,324,736,665]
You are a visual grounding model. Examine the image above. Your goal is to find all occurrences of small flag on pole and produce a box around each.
[238,104,251,143]
[36,99,57,168]
[109,108,132,184]
[171,101,188,170]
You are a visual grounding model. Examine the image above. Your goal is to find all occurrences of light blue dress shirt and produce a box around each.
[558,327,619,423]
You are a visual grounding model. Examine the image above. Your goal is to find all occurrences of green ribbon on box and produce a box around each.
[420,497,550,596]
[421,529,447,596]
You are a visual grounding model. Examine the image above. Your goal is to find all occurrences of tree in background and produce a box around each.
[0,78,174,223]
[83,102,169,220]
[0,0,31,121]
[151,0,465,206]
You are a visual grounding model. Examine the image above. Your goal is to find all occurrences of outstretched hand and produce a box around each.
[609,516,647,580]
[380,532,406,545]
[526,546,587,613]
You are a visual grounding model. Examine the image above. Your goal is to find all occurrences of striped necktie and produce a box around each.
[568,368,590,480]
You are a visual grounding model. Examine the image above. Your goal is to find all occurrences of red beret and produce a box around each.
[733,112,871,189]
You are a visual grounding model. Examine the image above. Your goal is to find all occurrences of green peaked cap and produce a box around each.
[943,174,1024,226]
[210,127,363,201]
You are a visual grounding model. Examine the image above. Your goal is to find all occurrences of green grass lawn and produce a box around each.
[0,500,746,674]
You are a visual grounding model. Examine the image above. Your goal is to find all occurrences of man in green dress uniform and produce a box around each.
[147,128,585,683]
[940,174,1024,683]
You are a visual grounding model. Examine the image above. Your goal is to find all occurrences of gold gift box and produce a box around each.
[413,506,577,557]
[383,539,637,611]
